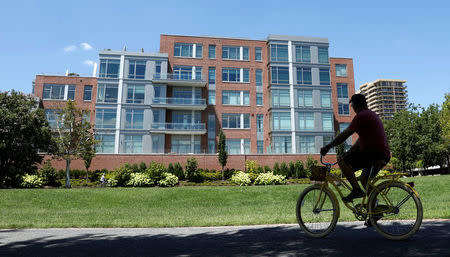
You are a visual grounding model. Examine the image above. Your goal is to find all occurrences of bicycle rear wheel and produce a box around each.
[296,185,339,238]
[368,181,423,240]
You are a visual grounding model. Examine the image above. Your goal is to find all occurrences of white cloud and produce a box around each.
[64,45,77,52]
[80,43,93,50]
[84,60,95,67]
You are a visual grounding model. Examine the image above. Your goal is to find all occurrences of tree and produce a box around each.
[81,140,96,182]
[52,100,97,188]
[218,131,227,180]
[0,91,54,187]
[440,93,450,172]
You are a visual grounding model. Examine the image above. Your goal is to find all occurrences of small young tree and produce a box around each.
[218,131,228,180]
[81,139,96,182]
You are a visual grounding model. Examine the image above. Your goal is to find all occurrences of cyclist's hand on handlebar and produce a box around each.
[320,145,330,156]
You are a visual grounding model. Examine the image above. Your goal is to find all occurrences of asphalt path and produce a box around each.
[0,220,449,257]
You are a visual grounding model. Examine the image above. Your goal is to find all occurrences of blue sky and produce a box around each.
[1,0,449,107]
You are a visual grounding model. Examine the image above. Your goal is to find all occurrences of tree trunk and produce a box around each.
[65,159,71,188]
[221,166,224,181]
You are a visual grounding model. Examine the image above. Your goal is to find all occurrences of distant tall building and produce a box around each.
[358,79,407,120]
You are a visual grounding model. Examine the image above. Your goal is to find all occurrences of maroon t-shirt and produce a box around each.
[348,109,390,158]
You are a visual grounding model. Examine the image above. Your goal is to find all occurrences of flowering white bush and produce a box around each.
[21,174,44,188]
[126,173,153,187]
[107,177,118,187]
[230,171,251,186]
[158,172,179,187]
[254,172,286,185]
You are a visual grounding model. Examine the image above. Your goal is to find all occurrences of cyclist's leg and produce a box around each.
[338,156,361,191]
[340,150,367,201]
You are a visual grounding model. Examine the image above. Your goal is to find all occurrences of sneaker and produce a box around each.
[342,188,365,203]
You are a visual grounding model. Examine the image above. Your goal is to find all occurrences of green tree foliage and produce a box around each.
[218,131,228,180]
[185,157,201,182]
[0,91,54,187]
[440,93,450,171]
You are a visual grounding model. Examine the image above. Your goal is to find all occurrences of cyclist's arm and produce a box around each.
[325,127,355,149]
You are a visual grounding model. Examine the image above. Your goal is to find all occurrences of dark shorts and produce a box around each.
[342,148,390,174]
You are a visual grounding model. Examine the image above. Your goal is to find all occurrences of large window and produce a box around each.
[339,122,350,132]
[256,69,262,87]
[295,45,311,62]
[83,85,93,101]
[124,135,142,153]
[67,85,75,100]
[322,113,333,131]
[296,67,312,85]
[318,47,329,64]
[173,66,193,80]
[255,47,262,61]
[208,90,216,105]
[125,109,144,129]
[337,83,348,98]
[209,45,216,59]
[95,134,115,153]
[257,114,263,133]
[97,84,118,103]
[257,140,264,154]
[298,112,314,130]
[271,66,289,84]
[95,108,116,129]
[319,69,330,85]
[172,135,200,154]
[45,109,59,128]
[336,64,347,77]
[126,84,145,104]
[222,113,250,129]
[226,139,241,154]
[208,67,216,84]
[272,89,290,107]
[299,136,315,153]
[222,90,249,105]
[273,136,292,153]
[155,61,161,78]
[174,43,202,58]
[273,112,291,131]
[298,90,313,107]
[321,90,332,108]
[128,60,146,79]
[43,84,65,100]
[243,47,249,60]
[99,59,120,78]
[222,46,249,60]
[222,68,249,83]
[338,103,350,115]
[270,44,288,62]
[256,93,263,106]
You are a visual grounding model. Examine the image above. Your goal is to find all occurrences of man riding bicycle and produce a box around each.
[320,94,391,203]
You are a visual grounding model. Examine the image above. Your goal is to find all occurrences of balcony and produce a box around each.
[151,73,207,87]
[150,122,206,135]
[151,97,207,110]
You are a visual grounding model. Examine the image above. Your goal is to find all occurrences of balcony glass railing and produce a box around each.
[151,123,206,131]
[152,73,206,81]
[152,97,206,106]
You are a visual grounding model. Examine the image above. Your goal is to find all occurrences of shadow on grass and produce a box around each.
[0,221,449,257]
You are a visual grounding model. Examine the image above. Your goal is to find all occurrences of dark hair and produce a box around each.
[349,94,368,108]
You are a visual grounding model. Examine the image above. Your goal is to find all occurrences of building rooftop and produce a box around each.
[99,50,168,58]
[268,34,329,44]
[161,34,266,42]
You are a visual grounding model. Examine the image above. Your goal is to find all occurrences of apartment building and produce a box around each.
[358,79,408,120]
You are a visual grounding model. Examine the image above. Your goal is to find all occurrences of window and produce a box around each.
[322,113,333,131]
[195,66,202,80]
[128,60,146,79]
[174,43,201,58]
[226,139,241,154]
[295,45,311,62]
[173,66,193,80]
[43,84,65,100]
[208,114,216,139]
[95,108,116,129]
[321,91,332,108]
[319,69,330,85]
[208,140,216,153]
[243,69,249,83]
[222,113,250,129]
[256,114,263,133]
[99,59,120,78]
[256,93,263,106]
[270,44,288,62]
[296,67,312,85]
[153,109,161,123]
[323,136,336,153]
[84,85,93,101]
[243,47,249,61]
[209,45,216,59]
[256,69,262,87]
[222,46,240,60]
[67,85,76,100]
[208,67,216,84]
[272,89,290,107]
[318,47,329,64]
[155,61,161,78]
[195,44,203,58]
[338,103,350,115]
[124,135,142,153]
[222,91,240,105]
[298,112,314,130]
[97,84,118,103]
[273,136,292,153]
[95,134,115,153]
[244,139,250,154]
[336,64,347,77]
[208,90,216,105]
[257,140,264,154]
[243,91,250,105]
[171,135,194,154]
[273,112,291,130]
[126,84,145,104]
[298,90,313,107]
[222,68,249,83]
[299,136,315,153]
[271,66,289,84]
[337,83,348,98]
[125,109,144,129]
[45,109,59,128]
[339,122,350,132]
[255,47,262,61]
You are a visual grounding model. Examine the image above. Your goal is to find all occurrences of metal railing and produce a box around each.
[151,122,206,131]
[152,73,206,81]
[152,97,206,106]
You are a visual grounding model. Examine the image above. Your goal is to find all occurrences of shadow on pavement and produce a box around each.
[0,221,449,257]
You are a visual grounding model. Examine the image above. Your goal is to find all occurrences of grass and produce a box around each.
[0,175,449,228]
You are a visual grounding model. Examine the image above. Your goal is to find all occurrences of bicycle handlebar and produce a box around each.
[320,155,338,167]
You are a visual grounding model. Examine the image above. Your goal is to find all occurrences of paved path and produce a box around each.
[1,220,449,257]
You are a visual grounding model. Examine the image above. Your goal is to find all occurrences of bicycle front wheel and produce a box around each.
[296,185,339,238]
[368,181,423,240]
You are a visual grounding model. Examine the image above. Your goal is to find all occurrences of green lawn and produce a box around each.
[0,175,449,228]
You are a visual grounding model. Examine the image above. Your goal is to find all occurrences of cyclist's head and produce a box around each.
[349,94,368,110]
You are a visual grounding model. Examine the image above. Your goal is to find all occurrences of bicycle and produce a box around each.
[296,156,423,240]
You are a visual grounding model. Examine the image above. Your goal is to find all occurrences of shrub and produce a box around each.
[254,172,287,185]
[126,173,154,187]
[288,162,296,178]
[201,171,222,181]
[248,173,259,182]
[158,172,179,187]
[113,165,133,186]
[245,160,258,173]
[21,174,44,188]
[146,161,167,181]
[40,162,61,187]
[139,162,147,172]
[294,160,305,178]
[173,162,185,180]
[280,162,289,177]
[130,163,140,173]
[185,157,202,182]
[230,171,251,186]
[273,162,280,175]
[264,165,271,173]
[257,166,264,173]
[306,156,318,178]
[70,169,85,179]
[168,163,174,174]
[107,177,118,187]
[331,168,342,177]
[90,168,106,182]
[223,168,236,180]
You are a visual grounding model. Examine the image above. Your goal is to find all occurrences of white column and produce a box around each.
[114,55,125,154]
[193,44,196,58]
[192,66,196,80]
[239,46,243,61]
[240,68,244,83]
[241,139,245,154]
[240,91,244,105]
[64,85,69,100]
[191,135,195,153]
[240,113,244,129]
[288,41,296,153]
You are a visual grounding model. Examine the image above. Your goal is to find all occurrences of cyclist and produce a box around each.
[320,94,390,203]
